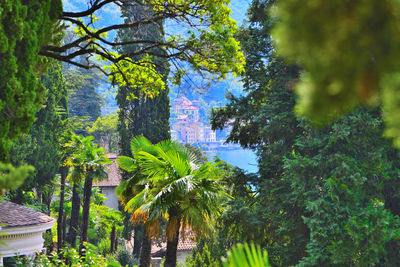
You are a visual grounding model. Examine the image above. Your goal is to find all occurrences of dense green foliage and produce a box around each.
[25,243,122,266]
[9,63,68,206]
[87,113,119,153]
[211,1,400,266]
[65,68,105,123]
[0,162,34,197]
[0,0,62,195]
[0,0,62,160]
[272,0,400,148]
[186,243,220,267]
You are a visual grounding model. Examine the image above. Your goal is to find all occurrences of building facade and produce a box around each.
[172,97,217,144]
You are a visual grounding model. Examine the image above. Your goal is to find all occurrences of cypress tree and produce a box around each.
[0,0,62,161]
[116,3,170,264]
[9,62,68,209]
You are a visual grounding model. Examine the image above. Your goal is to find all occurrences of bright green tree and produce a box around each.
[87,113,119,153]
[271,0,400,147]
[0,0,62,194]
[9,62,68,208]
[41,0,245,95]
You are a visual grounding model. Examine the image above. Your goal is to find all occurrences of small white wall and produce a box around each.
[0,222,55,266]
[177,250,192,265]
[101,187,119,210]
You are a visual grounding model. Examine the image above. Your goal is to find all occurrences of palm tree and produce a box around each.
[116,136,159,267]
[119,136,226,267]
[65,134,112,254]
[57,131,72,253]
[64,133,85,247]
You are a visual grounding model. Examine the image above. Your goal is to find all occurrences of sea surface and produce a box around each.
[206,149,258,173]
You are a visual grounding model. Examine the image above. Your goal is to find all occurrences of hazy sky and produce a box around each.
[62,0,250,26]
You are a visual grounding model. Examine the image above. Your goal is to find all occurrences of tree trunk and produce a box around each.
[110,224,116,253]
[62,214,67,245]
[164,207,181,267]
[132,224,143,258]
[139,229,151,267]
[79,176,93,256]
[113,232,118,252]
[57,165,67,253]
[67,183,80,247]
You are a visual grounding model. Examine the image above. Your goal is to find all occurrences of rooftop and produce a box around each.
[177,114,189,120]
[151,230,197,257]
[174,96,193,106]
[93,153,121,187]
[0,201,55,228]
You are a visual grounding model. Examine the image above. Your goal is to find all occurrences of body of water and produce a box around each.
[206,149,258,173]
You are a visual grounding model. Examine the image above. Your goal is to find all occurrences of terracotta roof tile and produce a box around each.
[93,154,121,187]
[0,201,55,228]
[174,97,193,106]
[177,231,197,251]
[151,229,197,256]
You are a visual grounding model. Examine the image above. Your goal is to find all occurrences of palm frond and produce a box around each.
[130,135,153,156]
[222,243,271,267]
[132,209,149,225]
[166,216,179,241]
[125,189,147,213]
[116,156,137,172]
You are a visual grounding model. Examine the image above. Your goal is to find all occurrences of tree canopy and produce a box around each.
[0,0,62,160]
[272,0,400,147]
[0,0,245,194]
[210,1,400,265]
[41,0,245,94]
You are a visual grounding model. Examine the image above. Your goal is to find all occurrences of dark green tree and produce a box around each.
[64,68,105,123]
[211,2,303,263]
[212,1,400,266]
[283,108,400,266]
[116,3,171,265]
[0,0,62,193]
[9,62,68,210]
